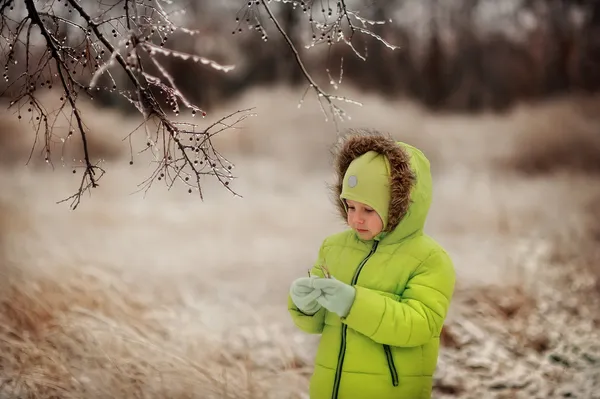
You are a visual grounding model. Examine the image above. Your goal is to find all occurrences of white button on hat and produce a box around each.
[348,175,358,188]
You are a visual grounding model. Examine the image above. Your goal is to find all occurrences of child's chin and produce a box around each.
[355,230,373,238]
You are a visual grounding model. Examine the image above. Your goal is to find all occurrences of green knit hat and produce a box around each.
[340,150,392,228]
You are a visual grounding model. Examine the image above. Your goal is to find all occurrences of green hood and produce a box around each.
[331,129,432,244]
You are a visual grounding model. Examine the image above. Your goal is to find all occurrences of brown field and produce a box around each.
[0,86,599,398]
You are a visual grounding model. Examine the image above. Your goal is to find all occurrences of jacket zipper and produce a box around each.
[383,344,399,386]
[331,240,379,399]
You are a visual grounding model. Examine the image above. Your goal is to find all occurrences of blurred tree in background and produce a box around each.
[242,0,600,113]
[167,0,600,113]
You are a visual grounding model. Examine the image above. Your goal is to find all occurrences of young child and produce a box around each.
[288,129,456,399]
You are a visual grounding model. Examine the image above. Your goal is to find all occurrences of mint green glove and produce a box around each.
[312,277,356,318]
[290,276,323,315]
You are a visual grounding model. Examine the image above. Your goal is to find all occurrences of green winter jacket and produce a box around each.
[288,131,456,399]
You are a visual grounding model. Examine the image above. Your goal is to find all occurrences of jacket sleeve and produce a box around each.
[287,241,328,334]
[341,249,455,347]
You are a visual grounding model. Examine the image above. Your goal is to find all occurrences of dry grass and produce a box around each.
[433,183,600,398]
[0,257,312,398]
[498,94,600,175]
[584,201,600,295]
[1,86,600,398]
[546,192,600,297]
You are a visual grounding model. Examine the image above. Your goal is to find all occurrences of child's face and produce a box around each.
[345,199,384,240]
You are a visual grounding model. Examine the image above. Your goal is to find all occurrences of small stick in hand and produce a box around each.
[308,264,332,278]
[319,264,332,279]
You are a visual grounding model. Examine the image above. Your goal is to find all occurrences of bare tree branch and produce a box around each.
[1,0,397,209]
[25,0,101,206]
[3,0,245,209]
[237,0,398,128]
[259,0,357,125]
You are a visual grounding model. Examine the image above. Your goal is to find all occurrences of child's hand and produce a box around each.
[312,278,356,318]
[289,277,323,315]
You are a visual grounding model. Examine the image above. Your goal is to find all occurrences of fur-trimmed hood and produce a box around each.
[330,129,433,242]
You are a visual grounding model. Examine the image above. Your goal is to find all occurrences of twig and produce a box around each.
[258,0,365,128]
[308,264,331,279]
[320,264,332,278]
[24,0,101,209]
[5,0,244,208]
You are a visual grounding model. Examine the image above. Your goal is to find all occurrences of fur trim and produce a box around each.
[329,128,415,232]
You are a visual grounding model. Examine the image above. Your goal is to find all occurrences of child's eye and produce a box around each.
[347,206,355,211]
[365,208,374,213]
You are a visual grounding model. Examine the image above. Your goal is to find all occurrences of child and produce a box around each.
[288,129,456,399]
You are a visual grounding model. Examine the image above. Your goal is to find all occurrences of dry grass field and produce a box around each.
[1,86,599,398]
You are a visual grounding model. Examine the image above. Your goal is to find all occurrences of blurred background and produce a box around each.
[1,0,600,398]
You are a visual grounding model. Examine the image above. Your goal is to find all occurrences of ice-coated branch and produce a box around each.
[237,0,398,127]
[2,0,243,209]
[259,0,360,125]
